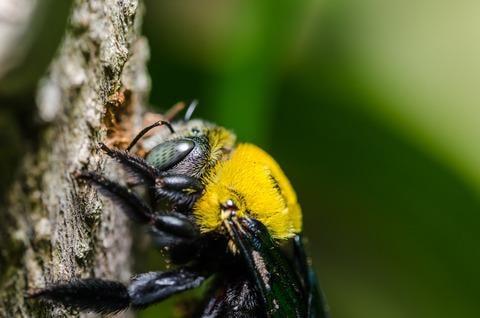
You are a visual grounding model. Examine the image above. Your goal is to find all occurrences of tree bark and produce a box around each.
[0,0,149,317]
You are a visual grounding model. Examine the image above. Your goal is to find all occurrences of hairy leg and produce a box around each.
[77,171,198,243]
[30,267,209,314]
[99,142,159,183]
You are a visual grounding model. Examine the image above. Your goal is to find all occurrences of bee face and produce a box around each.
[135,119,300,241]
[220,199,239,219]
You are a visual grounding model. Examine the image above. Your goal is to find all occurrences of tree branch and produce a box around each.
[0,0,149,316]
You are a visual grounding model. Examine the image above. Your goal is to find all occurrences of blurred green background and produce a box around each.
[2,0,480,317]
[141,0,480,317]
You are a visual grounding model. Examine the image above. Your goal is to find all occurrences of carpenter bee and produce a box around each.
[31,103,330,317]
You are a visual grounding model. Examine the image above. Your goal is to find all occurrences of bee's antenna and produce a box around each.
[184,100,198,121]
[126,120,175,152]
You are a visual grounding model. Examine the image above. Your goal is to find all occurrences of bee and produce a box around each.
[30,103,330,317]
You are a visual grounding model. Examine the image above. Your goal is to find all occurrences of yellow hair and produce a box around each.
[194,143,302,240]
[206,126,236,163]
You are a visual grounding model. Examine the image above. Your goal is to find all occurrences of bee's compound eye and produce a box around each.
[146,139,195,170]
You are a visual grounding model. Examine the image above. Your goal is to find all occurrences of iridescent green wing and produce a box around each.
[227,217,306,318]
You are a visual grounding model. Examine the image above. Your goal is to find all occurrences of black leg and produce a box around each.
[98,142,204,210]
[99,142,159,183]
[128,267,208,309]
[77,171,153,224]
[29,279,130,314]
[150,211,200,251]
[98,143,203,210]
[153,212,199,239]
[77,172,199,243]
[155,174,204,209]
[30,267,210,314]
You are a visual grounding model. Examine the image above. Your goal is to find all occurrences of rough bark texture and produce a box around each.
[0,0,149,317]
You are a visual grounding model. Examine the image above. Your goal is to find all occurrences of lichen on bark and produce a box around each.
[0,0,150,317]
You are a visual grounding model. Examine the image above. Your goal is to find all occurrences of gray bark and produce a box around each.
[0,0,150,317]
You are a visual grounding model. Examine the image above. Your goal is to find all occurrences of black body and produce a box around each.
[30,119,330,317]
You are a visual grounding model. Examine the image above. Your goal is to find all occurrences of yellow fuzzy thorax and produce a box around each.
[205,126,236,165]
[194,143,302,240]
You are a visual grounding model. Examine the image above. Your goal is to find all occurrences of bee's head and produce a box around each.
[194,186,252,254]
[193,183,247,233]
[219,199,239,220]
